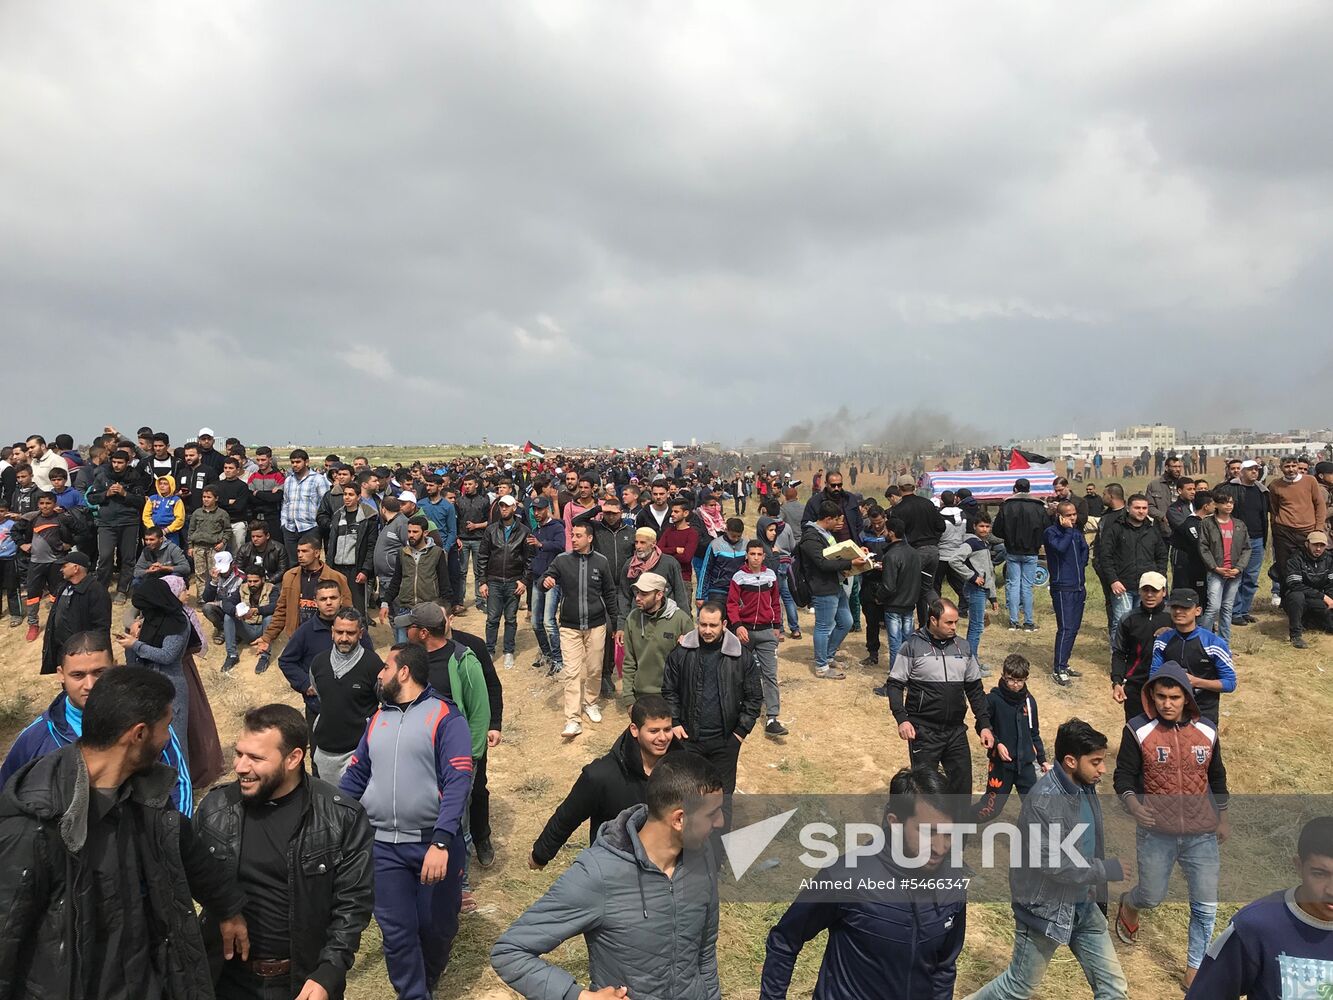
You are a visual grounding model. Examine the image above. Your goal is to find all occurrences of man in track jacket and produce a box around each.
[1148,588,1237,724]
[1044,502,1090,686]
[339,643,474,1000]
[727,540,787,736]
[1110,572,1172,722]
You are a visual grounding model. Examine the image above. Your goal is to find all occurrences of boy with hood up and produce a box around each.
[759,513,802,640]
[143,473,186,547]
[1113,661,1230,991]
[727,539,788,737]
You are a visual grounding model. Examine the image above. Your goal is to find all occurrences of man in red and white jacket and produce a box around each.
[727,539,787,737]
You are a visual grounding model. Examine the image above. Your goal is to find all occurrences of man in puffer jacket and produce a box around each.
[1113,662,1229,990]
[991,478,1050,631]
[491,755,724,1000]
[695,518,749,605]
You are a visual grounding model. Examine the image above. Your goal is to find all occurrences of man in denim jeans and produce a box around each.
[455,475,491,611]
[1113,663,1229,992]
[526,496,564,673]
[873,517,922,699]
[992,478,1049,632]
[967,718,1130,1000]
[797,501,868,680]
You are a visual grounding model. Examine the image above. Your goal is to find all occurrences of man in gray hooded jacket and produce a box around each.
[491,754,724,1000]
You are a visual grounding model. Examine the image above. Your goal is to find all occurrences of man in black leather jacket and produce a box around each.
[194,703,374,1000]
[662,602,762,797]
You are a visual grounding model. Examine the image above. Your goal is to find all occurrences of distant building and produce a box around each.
[780,441,812,456]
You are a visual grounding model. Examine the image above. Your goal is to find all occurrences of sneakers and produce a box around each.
[8,617,21,628]
[848,623,862,633]
[789,629,803,639]
[503,653,515,670]
[212,632,225,646]
[221,655,238,673]
[451,605,468,616]
[765,718,790,737]
[532,655,547,669]
[1272,595,1283,608]
[474,841,496,869]
[814,666,846,680]
[113,593,128,605]
[872,682,891,697]
[1052,669,1072,687]
[1242,614,1259,624]
[25,623,39,642]
[1291,634,1309,649]
[583,703,602,724]
[1008,621,1020,631]
[1065,667,1083,678]
[254,653,271,674]
[1022,622,1038,633]
[1232,616,1249,627]
[547,661,564,677]
[859,654,879,666]
[562,721,583,738]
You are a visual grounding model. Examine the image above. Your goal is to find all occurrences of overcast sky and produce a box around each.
[3,1,1330,450]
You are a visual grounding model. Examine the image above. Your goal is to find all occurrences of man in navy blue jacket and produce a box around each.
[1044,501,1090,687]
[761,766,967,999]
[0,629,192,814]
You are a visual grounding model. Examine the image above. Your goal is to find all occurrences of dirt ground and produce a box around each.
[0,461,1326,999]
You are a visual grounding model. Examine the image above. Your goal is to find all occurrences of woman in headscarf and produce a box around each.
[115,575,191,765]
[164,573,224,786]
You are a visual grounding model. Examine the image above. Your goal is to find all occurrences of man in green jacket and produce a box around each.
[398,602,490,755]
[620,571,693,708]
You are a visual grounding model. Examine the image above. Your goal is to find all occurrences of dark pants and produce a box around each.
[331,564,366,615]
[1122,679,1148,723]
[96,523,139,595]
[373,836,465,1000]
[448,546,463,607]
[1050,588,1086,673]
[1272,524,1307,586]
[912,544,940,625]
[601,630,618,696]
[0,558,20,619]
[972,758,1039,822]
[216,964,293,1000]
[861,592,885,656]
[24,562,60,623]
[469,752,491,850]
[1283,590,1333,637]
[282,528,307,568]
[673,735,742,835]
[907,723,973,799]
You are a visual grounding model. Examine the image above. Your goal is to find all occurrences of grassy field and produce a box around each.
[0,458,1323,999]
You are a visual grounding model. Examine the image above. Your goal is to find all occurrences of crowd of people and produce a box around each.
[1,424,1331,1000]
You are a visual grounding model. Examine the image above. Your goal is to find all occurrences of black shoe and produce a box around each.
[1243,614,1259,624]
[872,683,891,697]
[1291,635,1309,649]
[1065,667,1082,678]
[255,653,271,674]
[1022,622,1038,633]
[1051,669,1072,687]
[849,624,862,633]
[1008,621,1019,631]
[212,633,225,646]
[1232,616,1249,626]
[859,654,879,666]
[221,655,238,673]
[765,719,790,737]
[475,841,496,869]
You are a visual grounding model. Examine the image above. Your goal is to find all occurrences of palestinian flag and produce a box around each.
[1010,448,1053,470]
[522,440,546,459]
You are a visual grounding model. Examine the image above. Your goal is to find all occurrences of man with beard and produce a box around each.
[528,694,675,868]
[324,484,379,616]
[1269,454,1329,589]
[308,609,384,780]
[1147,454,1186,539]
[246,446,287,538]
[762,767,967,998]
[455,474,492,611]
[0,667,248,999]
[87,448,147,603]
[340,643,475,1000]
[195,703,374,1000]
[478,495,531,669]
[278,579,376,705]
[621,571,694,705]
[237,519,290,585]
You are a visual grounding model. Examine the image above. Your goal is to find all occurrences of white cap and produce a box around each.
[213,551,233,573]
[197,427,215,438]
[498,495,517,507]
[398,490,417,503]
[1240,459,1260,469]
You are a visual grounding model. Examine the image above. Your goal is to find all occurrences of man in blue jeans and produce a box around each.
[798,501,868,679]
[873,517,923,698]
[967,719,1130,1000]
[1230,459,1269,624]
[992,478,1049,632]
[340,642,474,1000]
[950,513,998,670]
[526,496,564,672]
[1113,663,1229,992]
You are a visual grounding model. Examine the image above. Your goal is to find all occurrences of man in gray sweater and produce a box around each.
[491,754,724,1000]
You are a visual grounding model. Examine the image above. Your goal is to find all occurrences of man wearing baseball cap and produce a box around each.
[1230,459,1270,624]
[621,571,692,706]
[39,552,111,676]
[194,427,225,476]
[1280,530,1333,648]
[1109,572,1172,723]
[1148,589,1236,724]
[478,494,531,670]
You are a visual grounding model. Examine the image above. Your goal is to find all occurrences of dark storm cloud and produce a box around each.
[1,1,1330,448]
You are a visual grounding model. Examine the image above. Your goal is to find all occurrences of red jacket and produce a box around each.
[726,567,782,629]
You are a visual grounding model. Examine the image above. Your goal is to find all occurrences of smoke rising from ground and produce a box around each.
[766,407,984,454]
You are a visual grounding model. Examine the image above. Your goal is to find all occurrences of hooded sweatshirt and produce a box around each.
[696,534,748,602]
[143,475,186,541]
[1149,624,1236,723]
[491,803,721,1000]
[726,565,782,629]
[1113,660,1228,835]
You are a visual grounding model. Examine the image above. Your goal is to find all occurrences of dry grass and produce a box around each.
[0,459,1321,999]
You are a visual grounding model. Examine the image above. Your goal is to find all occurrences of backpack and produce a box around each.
[787,545,813,609]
